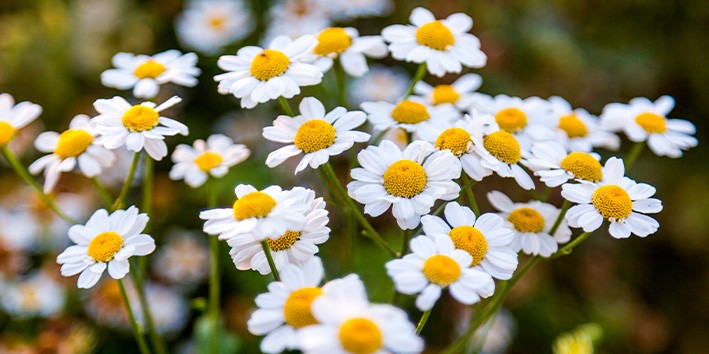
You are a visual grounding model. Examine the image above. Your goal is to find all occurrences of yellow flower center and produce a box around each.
[0,121,17,145]
[232,191,277,220]
[283,287,323,328]
[267,230,300,251]
[250,49,290,81]
[391,100,430,124]
[422,254,462,286]
[54,129,93,159]
[591,185,633,220]
[449,226,488,266]
[122,105,159,132]
[415,20,455,51]
[314,27,352,56]
[338,318,383,354]
[194,151,223,172]
[558,113,589,138]
[508,207,545,233]
[383,160,427,198]
[559,152,603,182]
[133,60,167,79]
[18,284,40,310]
[294,120,336,153]
[431,85,461,105]
[209,15,226,30]
[634,112,667,133]
[483,131,521,164]
[88,232,124,262]
[435,127,471,156]
[495,107,527,133]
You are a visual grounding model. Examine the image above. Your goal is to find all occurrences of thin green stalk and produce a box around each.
[132,271,168,354]
[92,177,114,208]
[404,63,427,98]
[415,309,432,334]
[278,97,295,116]
[261,240,281,281]
[461,174,479,215]
[334,58,349,108]
[1,146,75,224]
[344,206,356,272]
[137,156,154,286]
[207,180,220,354]
[117,279,151,354]
[625,142,644,170]
[549,200,571,236]
[550,232,591,259]
[112,152,141,211]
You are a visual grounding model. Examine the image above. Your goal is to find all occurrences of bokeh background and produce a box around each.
[0,0,707,353]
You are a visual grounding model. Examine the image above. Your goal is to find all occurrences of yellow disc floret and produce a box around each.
[0,121,17,145]
[133,60,167,79]
[558,113,589,138]
[88,232,124,262]
[283,287,323,328]
[54,129,93,159]
[415,21,455,51]
[391,100,430,124]
[314,27,352,56]
[232,191,277,220]
[250,49,290,81]
[294,120,336,153]
[194,151,223,172]
[435,127,471,156]
[339,318,383,354]
[508,207,545,233]
[267,231,300,251]
[559,152,603,182]
[592,185,633,220]
[209,15,226,30]
[423,254,462,286]
[483,131,521,164]
[383,160,427,198]
[449,226,488,266]
[495,107,527,133]
[122,105,159,132]
[634,112,667,133]
[432,85,461,105]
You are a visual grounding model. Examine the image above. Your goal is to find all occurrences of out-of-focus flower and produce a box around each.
[0,208,39,252]
[349,65,409,106]
[152,231,209,288]
[547,96,619,152]
[0,93,42,146]
[170,134,250,188]
[100,50,200,99]
[0,271,65,318]
[323,0,393,21]
[84,278,133,330]
[414,73,482,110]
[264,0,330,45]
[138,283,190,336]
[176,0,254,55]
[362,97,458,136]
[552,323,603,354]
[308,27,387,77]
[525,141,603,187]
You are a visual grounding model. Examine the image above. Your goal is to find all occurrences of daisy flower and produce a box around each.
[175,0,254,55]
[56,206,156,289]
[600,95,697,158]
[348,140,462,229]
[227,187,329,275]
[300,273,424,354]
[263,0,331,45]
[348,65,409,106]
[0,93,42,146]
[215,35,323,109]
[420,202,518,280]
[381,7,486,77]
[100,50,200,99]
[169,133,250,188]
[323,0,394,21]
[152,231,209,289]
[524,141,603,188]
[29,115,116,193]
[386,234,495,311]
[308,27,387,77]
[0,271,65,318]
[361,97,458,136]
[139,283,190,336]
[414,73,482,110]
[263,97,370,173]
[487,191,572,257]
[547,96,619,152]
[92,96,188,161]
[561,157,662,238]
[200,184,308,241]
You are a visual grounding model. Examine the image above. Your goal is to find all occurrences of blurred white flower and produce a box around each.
[0,271,65,318]
[176,0,254,55]
[152,231,209,288]
[349,65,409,106]
[263,0,330,45]
[323,0,393,21]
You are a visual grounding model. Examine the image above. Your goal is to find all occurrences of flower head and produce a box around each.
[308,27,387,77]
[175,0,254,55]
[414,73,482,110]
[548,96,619,152]
[170,134,250,188]
[362,96,458,136]
[525,141,603,188]
[0,93,42,146]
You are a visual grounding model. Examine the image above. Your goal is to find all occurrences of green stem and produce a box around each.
[550,232,591,259]
[549,200,571,236]
[207,180,220,354]
[112,152,141,211]
[1,146,75,224]
[278,97,295,116]
[320,162,399,257]
[461,174,479,215]
[334,58,349,108]
[132,272,168,354]
[404,63,427,98]
[415,309,432,335]
[137,156,154,288]
[625,142,644,170]
[344,206,356,272]
[117,279,152,354]
[92,177,114,208]
[261,240,280,281]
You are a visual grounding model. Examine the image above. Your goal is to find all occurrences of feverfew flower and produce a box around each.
[421,202,518,280]
[175,0,254,55]
[547,96,619,152]
[600,96,697,158]
[0,271,65,318]
[152,231,209,288]
[414,73,482,110]
[56,206,156,289]
[348,65,409,106]
[348,140,462,229]
[524,141,603,188]
[100,50,200,99]
[386,234,495,311]
[263,0,331,44]
[382,7,486,77]
[308,27,387,77]
[263,97,370,173]
[561,157,662,238]
[0,93,42,146]
[487,191,572,257]
[227,187,329,275]
[93,96,188,161]
[200,184,308,241]
[362,97,458,136]
[29,115,116,193]
[170,134,250,188]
